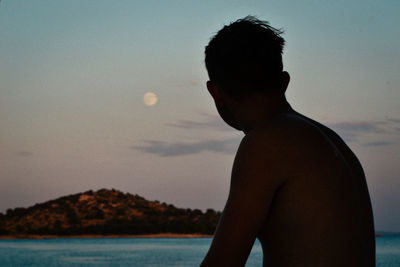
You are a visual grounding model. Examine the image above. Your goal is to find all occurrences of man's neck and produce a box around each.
[240,98,293,134]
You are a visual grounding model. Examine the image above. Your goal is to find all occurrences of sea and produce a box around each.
[0,235,399,266]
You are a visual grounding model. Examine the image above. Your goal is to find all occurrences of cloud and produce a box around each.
[328,121,384,134]
[165,113,232,132]
[165,115,390,143]
[327,121,385,142]
[387,118,400,124]
[165,118,231,131]
[134,113,240,157]
[132,138,240,157]
[147,116,397,157]
[363,141,394,147]
[327,118,400,144]
[166,113,400,138]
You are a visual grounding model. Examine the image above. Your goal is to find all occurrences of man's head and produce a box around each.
[205,16,287,100]
[204,16,290,131]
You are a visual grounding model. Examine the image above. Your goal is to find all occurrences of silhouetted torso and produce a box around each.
[257,112,375,267]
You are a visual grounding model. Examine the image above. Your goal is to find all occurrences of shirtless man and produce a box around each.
[200,16,375,267]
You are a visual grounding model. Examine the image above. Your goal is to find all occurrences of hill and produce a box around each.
[0,189,221,236]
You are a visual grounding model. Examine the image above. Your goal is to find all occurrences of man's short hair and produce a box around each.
[205,16,285,98]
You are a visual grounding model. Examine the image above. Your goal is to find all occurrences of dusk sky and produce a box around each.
[0,1,399,231]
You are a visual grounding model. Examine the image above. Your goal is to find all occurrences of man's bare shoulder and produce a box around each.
[242,112,334,156]
[233,114,322,188]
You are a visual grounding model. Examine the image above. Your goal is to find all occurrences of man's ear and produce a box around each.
[207,81,224,106]
[280,71,290,94]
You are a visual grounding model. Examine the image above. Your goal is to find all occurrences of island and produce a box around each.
[0,189,221,239]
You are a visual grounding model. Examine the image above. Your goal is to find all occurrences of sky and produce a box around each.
[0,0,399,231]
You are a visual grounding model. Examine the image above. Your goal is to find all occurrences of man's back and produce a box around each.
[257,112,375,266]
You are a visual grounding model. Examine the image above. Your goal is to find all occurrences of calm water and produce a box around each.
[0,235,399,266]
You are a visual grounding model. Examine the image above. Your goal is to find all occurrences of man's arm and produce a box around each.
[200,131,287,267]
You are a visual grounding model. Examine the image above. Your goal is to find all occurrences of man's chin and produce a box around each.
[216,107,243,131]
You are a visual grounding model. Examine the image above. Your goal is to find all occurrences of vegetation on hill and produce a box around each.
[0,189,221,236]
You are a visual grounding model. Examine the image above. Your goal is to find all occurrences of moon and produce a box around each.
[143,92,158,106]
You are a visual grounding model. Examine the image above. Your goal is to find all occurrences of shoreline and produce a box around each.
[1,233,387,240]
[0,233,213,240]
